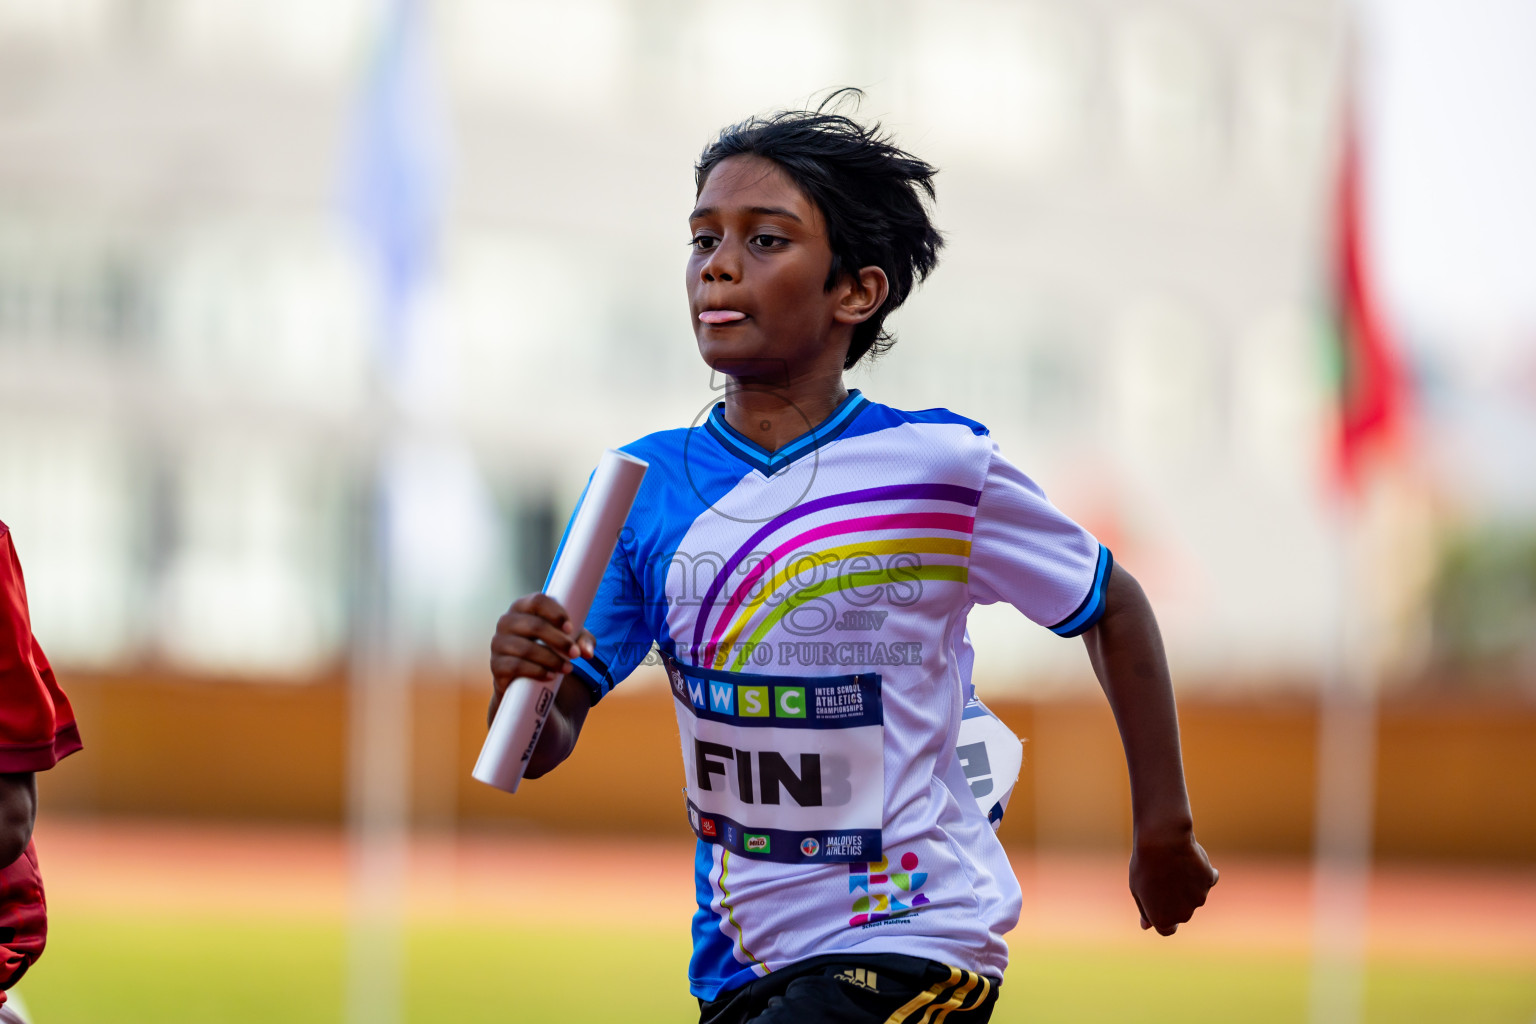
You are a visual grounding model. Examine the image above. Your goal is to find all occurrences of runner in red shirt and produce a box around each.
[0,522,83,1014]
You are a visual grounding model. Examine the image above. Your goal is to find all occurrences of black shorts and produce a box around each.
[698,953,1001,1024]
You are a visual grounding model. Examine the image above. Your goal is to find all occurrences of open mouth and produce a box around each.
[699,310,748,325]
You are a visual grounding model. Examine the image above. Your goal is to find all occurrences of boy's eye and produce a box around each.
[751,234,787,249]
[691,235,719,251]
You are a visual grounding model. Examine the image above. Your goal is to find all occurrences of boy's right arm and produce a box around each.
[0,773,34,868]
[488,593,597,779]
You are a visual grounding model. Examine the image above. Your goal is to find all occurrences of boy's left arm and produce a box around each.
[1082,562,1218,935]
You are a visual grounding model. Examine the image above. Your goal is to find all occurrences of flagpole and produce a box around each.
[346,492,411,1024]
[1308,27,1400,1017]
[1308,493,1377,1024]
[343,1,446,1020]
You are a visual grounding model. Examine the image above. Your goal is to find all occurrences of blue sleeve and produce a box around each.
[543,476,655,704]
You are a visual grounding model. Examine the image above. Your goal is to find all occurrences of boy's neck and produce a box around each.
[722,373,849,454]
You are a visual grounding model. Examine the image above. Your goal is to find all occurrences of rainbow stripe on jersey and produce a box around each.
[689,483,982,669]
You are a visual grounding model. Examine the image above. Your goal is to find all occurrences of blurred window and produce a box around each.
[444,0,624,112]
[0,414,138,666]
[158,223,369,411]
[0,226,151,354]
[1110,295,1222,473]
[1238,26,1333,196]
[685,1,850,122]
[382,438,509,663]
[509,488,558,599]
[911,0,1095,173]
[1023,337,1095,444]
[0,0,114,50]
[1114,9,1225,184]
[163,0,367,79]
[156,434,349,675]
[442,231,600,440]
[1232,307,1325,486]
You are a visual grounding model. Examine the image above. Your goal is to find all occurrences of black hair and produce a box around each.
[695,91,943,369]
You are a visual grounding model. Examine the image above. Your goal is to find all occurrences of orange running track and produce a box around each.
[33,817,1536,966]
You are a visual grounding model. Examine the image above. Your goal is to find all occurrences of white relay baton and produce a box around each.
[473,448,648,793]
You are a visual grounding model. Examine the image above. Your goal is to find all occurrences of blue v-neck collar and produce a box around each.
[704,389,870,475]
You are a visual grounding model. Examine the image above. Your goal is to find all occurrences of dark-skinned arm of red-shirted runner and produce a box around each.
[488,593,597,780]
[0,772,34,868]
[1081,562,1218,935]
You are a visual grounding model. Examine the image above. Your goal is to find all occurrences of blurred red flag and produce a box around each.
[1328,110,1409,492]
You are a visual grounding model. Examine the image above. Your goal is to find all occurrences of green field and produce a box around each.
[17,911,1536,1023]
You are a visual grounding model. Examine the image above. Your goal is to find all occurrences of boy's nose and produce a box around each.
[701,244,740,283]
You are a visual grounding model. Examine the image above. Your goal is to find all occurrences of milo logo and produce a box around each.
[745,833,771,854]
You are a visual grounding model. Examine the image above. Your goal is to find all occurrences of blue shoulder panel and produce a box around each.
[560,425,755,700]
[839,401,990,441]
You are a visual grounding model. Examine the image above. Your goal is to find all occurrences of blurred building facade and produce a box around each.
[0,0,1528,693]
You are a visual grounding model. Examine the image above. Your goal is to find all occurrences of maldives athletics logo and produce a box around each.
[848,851,929,927]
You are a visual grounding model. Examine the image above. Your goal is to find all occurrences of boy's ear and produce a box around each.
[832,266,889,326]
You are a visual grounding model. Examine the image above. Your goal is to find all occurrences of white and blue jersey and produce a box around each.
[555,390,1110,1000]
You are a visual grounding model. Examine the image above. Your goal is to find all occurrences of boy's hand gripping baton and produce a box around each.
[472,449,648,793]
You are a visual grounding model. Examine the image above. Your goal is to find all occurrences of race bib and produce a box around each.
[665,655,884,864]
[956,698,1024,830]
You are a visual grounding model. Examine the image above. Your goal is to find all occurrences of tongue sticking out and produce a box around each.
[699,310,747,324]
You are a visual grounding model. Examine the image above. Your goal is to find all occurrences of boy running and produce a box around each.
[0,522,84,1022]
[489,104,1216,1023]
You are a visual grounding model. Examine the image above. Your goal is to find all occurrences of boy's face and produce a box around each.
[687,155,852,380]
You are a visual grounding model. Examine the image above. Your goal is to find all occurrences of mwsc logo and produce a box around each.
[686,676,806,720]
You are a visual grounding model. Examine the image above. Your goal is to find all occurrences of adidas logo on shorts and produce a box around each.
[836,968,878,992]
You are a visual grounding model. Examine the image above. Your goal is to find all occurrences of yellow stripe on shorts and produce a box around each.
[923,969,979,1023]
[963,973,992,1014]
[885,966,960,1024]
